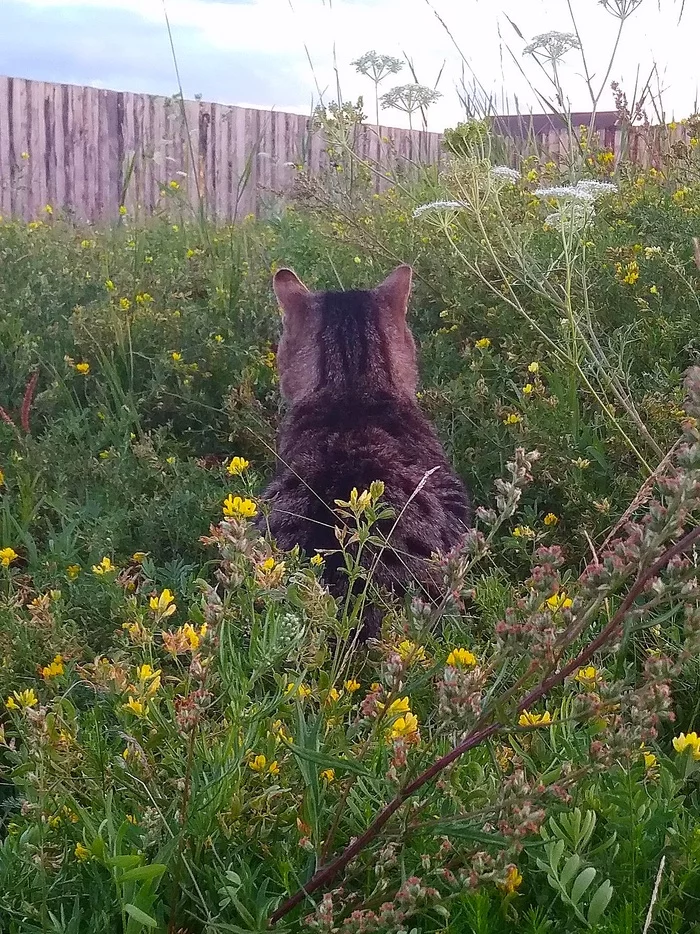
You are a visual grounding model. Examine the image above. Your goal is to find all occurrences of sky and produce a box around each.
[2,0,697,130]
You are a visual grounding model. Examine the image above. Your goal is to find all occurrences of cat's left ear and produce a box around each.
[375,265,413,318]
[273,268,311,318]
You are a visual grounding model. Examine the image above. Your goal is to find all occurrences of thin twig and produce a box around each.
[641,854,666,934]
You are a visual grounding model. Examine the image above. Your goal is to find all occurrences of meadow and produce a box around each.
[2,117,700,933]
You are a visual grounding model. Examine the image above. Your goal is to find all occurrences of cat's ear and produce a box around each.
[375,265,413,318]
[273,268,311,318]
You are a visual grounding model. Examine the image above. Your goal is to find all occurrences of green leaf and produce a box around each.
[560,854,581,888]
[587,880,613,926]
[124,905,157,928]
[287,742,376,778]
[571,867,596,906]
[119,863,167,883]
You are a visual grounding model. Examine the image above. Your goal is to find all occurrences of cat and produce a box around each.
[258,265,472,638]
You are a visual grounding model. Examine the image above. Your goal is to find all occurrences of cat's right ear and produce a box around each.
[273,268,311,319]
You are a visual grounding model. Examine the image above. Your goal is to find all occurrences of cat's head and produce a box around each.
[272,265,418,403]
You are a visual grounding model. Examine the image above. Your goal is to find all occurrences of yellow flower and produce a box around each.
[0,547,19,567]
[286,682,312,699]
[92,556,116,575]
[528,361,540,373]
[499,865,523,894]
[75,362,90,375]
[390,711,420,742]
[546,591,573,611]
[271,719,292,743]
[267,759,280,776]
[353,256,362,264]
[21,151,30,160]
[132,552,147,563]
[381,697,411,718]
[649,285,658,295]
[321,768,335,782]
[673,731,700,760]
[171,352,182,362]
[168,180,180,190]
[66,564,81,580]
[503,413,522,425]
[526,168,538,182]
[135,293,153,304]
[119,297,131,310]
[396,640,427,664]
[0,468,4,486]
[214,334,224,343]
[179,622,207,651]
[344,679,361,693]
[44,204,53,215]
[227,456,250,476]
[447,648,477,669]
[475,337,491,350]
[119,205,127,215]
[522,383,534,395]
[74,842,90,861]
[574,666,598,689]
[123,697,145,716]
[149,589,176,619]
[543,513,558,526]
[310,553,324,567]
[643,748,657,770]
[513,525,535,539]
[518,709,552,728]
[136,663,160,683]
[249,754,268,773]
[5,689,38,710]
[41,655,64,679]
[261,557,276,572]
[223,495,257,518]
[105,279,116,291]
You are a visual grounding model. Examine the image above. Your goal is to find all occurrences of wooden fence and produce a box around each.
[0,76,443,224]
[0,75,690,224]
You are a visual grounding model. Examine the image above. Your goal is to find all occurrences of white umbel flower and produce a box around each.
[413,200,469,218]
[490,165,520,183]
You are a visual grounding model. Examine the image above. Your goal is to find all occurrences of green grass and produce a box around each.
[2,140,700,933]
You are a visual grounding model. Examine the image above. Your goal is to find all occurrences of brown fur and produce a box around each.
[258,265,471,637]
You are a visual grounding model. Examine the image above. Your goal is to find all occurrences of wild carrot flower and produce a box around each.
[92,556,116,575]
[518,709,553,727]
[5,689,38,710]
[412,200,468,218]
[0,547,18,567]
[41,655,64,679]
[446,648,477,668]
[490,165,520,183]
[223,495,257,518]
[673,732,700,759]
[227,456,250,476]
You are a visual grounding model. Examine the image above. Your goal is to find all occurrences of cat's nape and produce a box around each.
[258,265,472,638]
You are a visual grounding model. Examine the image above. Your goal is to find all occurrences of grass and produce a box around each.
[2,125,700,932]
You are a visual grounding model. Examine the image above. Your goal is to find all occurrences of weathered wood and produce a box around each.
[0,75,687,224]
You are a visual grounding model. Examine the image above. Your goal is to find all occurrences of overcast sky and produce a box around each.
[2,0,696,130]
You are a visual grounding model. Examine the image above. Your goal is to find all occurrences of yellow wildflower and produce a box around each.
[226,456,250,476]
[5,689,38,710]
[75,842,90,861]
[223,495,257,518]
[310,553,324,567]
[528,362,540,374]
[499,865,523,894]
[268,759,280,776]
[119,297,131,310]
[171,352,182,362]
[543,513,558,526]
[44,204,53,215]
[168,180,180,190]
[0,468,4,486]
[447,648,477,668]
[518,709,552,728]
[673,731,700,760]
[92,556,116,575]
[546,591,573,611]
[136,663,160,684]
[396,640,427,664]
[321,768,335,782]
[381,697,411,718]
[149,589,176,619]
[261,557,276,572]
[649,285,658,295]
[327,687,341,703]
[574,666,598,689]
[132,552,147,563]
[503,413,522,425]
[513,526,535,539]
[40,655,64,679]
[66,564,81,580]
[390,711,420,742]
[0,547,19,567]
[105,279,115,291]
[75,362,90,374]
[522,383,534,395]
[271,719,292,743]
[135,293,153,304]
[123,697,145,716]
[475,337,491,350]
[286,682,312,699]
[344,679,361,693]
[249,754,268,773]
[214,334,224,342]
[119,205,127,215]
[642,747,657,770]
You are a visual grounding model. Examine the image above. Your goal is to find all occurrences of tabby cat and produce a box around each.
[258,265,471,638]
